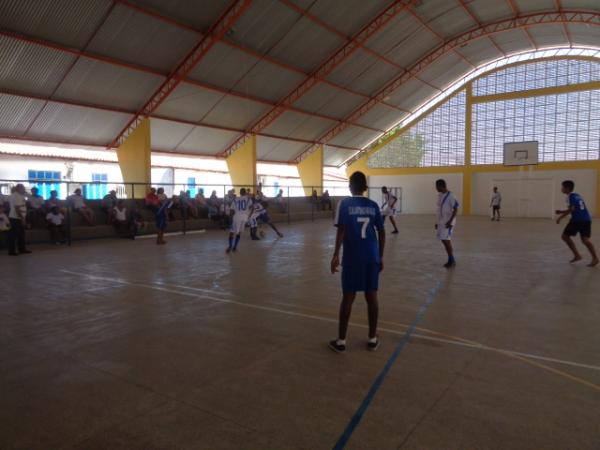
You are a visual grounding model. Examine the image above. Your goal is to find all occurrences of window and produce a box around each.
[28,170,61,199]
[83,173,108,199]
[187,177,197,196]
[368,91,466,168]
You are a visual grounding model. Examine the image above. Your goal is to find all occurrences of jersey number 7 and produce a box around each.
[357,217,370,239]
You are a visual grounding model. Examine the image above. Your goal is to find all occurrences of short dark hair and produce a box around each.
[240,188,247,195]
[562,180,575,191]
[435,179,446,188]
[349,171,368,192]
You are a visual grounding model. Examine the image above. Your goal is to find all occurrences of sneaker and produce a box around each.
[443,260,456,269]
[20,250,32,254]
[226,247,232,253]
[367,338,380,351]
[328,340,346,353]
[277,233,284,238]
[392,229,399,234]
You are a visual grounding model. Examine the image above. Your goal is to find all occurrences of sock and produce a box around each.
[336,339,346,346]
[228,236,233,249]
[234,235,240,249]
[368,337,378,343]
[448,255,455,263]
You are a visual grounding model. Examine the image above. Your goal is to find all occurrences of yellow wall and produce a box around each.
[226,135,257,189]
[298,145,323,196]
[116,118,151,199]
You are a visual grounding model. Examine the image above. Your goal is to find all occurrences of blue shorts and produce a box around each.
[342,263,380,293]
[259,212,270,223]
[155,215,167,231]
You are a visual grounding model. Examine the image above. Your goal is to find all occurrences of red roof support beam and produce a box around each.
[506,0,538,49]
[108,0,253,148]
[218,0,417,158]
[555,0,573,48]
[300,10,600,164]
[457,0,507,57]
[114,0,405,117]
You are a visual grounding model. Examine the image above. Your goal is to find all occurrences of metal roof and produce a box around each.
[0,0,598,166]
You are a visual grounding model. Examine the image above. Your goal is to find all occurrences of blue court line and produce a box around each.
[332,281,442,450]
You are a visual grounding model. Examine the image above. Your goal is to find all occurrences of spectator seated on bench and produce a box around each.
[321,190,333,211]
[67,188,94,226]
[26,187,46,227]
[101,190,118,222]
[0,209,9,249]
[45,190,66,215]
[112,200,136,239]
[46,206,67,245]
[178,190,198,219]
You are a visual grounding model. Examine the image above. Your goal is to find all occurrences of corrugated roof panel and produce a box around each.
[569,24,600,48]
[176,125,238,155]
[150,118,195,150]
[292,84,365,119]
[201,96,270,130]
[229,0,301,55]
[384,27,439,68]
[87,3,199,73]
[126,0,230,30]
[189,41,260,91]
[328,126,379,148]
[324,146,355,167]
[304,0,393,37]
[26,103,132,145]
[262,111,336,141]
[561,0,600,7]
[419,53,472,89]
[386,78,439,112]
[154,83,224,123]
[268,17,343,73]
[456,37,503,67]
[528,24,570,48]
[257,135,306,161]
[513,0,555,13]
[467,0,513,23]
[366,11,422,57]
[427,6,473,39]
[0,0,113,48]
[326,49,379,89]
[493,29,536,55]
[346,62,399,96]
[412,0,459,23]
[54,58,164,111]
[236,60,306,102]
[0,36,75,96]
[354,104,400,132]
[0,94,45,135]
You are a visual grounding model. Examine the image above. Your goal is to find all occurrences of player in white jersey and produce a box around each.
[380,187,399,234]
[248,195,283,240]
[435,179,459,268]
[226,188,253,253]
[490,187,502,221]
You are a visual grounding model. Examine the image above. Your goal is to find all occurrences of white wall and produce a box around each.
[369,173,463,214]
[472,168,597,218]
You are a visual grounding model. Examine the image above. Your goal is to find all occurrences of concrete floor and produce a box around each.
[1,215,599,450]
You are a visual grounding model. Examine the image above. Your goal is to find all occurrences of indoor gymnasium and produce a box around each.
[1,1,599,449]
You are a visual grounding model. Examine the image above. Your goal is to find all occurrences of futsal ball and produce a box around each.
[259,230,265,238]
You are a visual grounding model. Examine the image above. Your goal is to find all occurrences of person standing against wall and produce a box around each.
[8,184,31,256]
[490,187,502,221]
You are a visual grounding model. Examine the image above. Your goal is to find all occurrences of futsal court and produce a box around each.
[2,215,599,449]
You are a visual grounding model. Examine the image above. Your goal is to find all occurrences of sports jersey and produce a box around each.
[437,191,459,225]
[568,192,591,222]
[231,195,253,218]
[382,192,397,208]
[491,192,502,207]
[335,196,384,265]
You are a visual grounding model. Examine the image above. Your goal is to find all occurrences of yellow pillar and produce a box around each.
[226,135,257,189]
[116,118,151,199]
[298,145,323,196]
[596,163,600,218]
[462,82,473,215]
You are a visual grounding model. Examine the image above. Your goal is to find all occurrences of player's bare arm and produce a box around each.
[378,226,385,272]
[331,225,345,274]
[446,207,458,228]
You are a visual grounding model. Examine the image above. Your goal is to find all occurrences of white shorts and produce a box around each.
[383,207,396,217]
[230,215,248,234]
[436,223,455,240]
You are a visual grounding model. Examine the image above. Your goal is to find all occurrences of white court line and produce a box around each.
[60,270,600,373]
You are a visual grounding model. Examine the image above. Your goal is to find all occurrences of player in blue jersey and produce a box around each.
[226,188,253,253]
[155,197,173,245]
[435,179,459,268]
[556,180,598,267]
[329,171,385,353]
[248,195,283,240]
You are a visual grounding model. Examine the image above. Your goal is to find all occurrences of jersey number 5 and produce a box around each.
[357,217,370,239]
